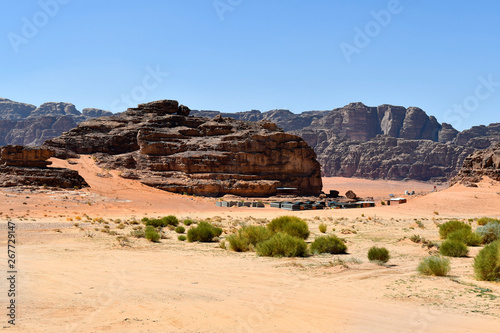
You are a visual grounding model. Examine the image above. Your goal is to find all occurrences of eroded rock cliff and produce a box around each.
[44,100,322,197]
[0,145,88,188]
[451,143,500,185]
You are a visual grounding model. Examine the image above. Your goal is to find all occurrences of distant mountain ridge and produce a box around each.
[192,103,500,181]
[0,98,111,146]
[2,98,499,182]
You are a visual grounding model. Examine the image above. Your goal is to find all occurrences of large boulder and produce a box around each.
[451,142,500,185]
[44,100,323,197]
[0,145,88,188]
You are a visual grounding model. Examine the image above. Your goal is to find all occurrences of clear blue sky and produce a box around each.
[1,0,499,130]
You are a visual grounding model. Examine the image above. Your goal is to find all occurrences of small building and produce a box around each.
[356,201,376,208]
[389,198,407,205]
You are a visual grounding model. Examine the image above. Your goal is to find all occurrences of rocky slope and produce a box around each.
[44,100,322,197]
[193,103,500,181]
[0,145,88,188]
[451,142,500,186]
[0,98,112,146]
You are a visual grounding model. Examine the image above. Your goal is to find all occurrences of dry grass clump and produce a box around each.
[318,223,327,233]
[418,255,450,276]
[310,235,347,255]
[477,217,500,226]
[439,239,468,257]
[187,222,223,242]
[367,246,390,263]
[143,215,179,228]
[476,222,500,244]
[474,240,500,281]
[438,220,471,239]
[227,226,272,252]
[145,226,160,242]
[447,229,482,246]
[255,233,308,257]
[267,216,310,239]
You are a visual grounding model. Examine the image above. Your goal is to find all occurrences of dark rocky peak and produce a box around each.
[0,98,37,120]
[124,99,190,117]
[29,102,81,118]
[438,123,460,143]
[454,123,500,147]
[82,108,113,119]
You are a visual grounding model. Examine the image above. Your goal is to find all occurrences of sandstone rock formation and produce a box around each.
[44,100,322,197]
[0,145,88,188]
[192,103,500,181]
[0,98,112,146]
[451,143,500,186]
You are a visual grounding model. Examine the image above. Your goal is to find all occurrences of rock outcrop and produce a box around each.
[0,98,112,146]
[451,143,500,185]
[192,103,500,181]
[0,145,88,188]
[44,100,322,197]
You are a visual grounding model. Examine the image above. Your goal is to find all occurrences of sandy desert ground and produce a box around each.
[1,157,500,332]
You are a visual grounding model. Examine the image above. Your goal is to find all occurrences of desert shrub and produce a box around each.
[476,222,500,244]
[477,217,500,226]
[474,240,500,281]
[310,235,347,255]
[145,226,160,242]
[438,220,471,239]
[130,229,145,238]
[418,255,451,276]
[367,246,390,263]
[187,222,223,242]
[255,233,308,257]
[439,239,468,257]
[183,219,195,226]
[227,226,272,252]
[410,234,422,243]
[318,223,327,233]
[447,229,482,246]
[175,226,186,234]
[145,215,179,228]
[178,235,187,241]
[162,215,179,227]
[267,216,310,239]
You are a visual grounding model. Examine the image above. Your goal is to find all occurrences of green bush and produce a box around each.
[417,255,451,276]
[183,219,195,226]
[145,215,179,228]
[175,226,186,234]
[318,223,327,233]
[439,239,468,257]
[178,235,187,241]
[267,216,310,239]
[447,229,482,246]
[476,222,500,244]
[255,233,307,257]
[227,226,272,252]
[367,246,390,263]
[477,217,500,226]
[187,222,223,242]
[438,220,471,239]
[145,226,160,242]
[474,240,500,281]
[310,235,347,255]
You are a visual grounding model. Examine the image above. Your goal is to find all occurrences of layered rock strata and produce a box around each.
[44,100,323,197]
[0,145,88,188]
